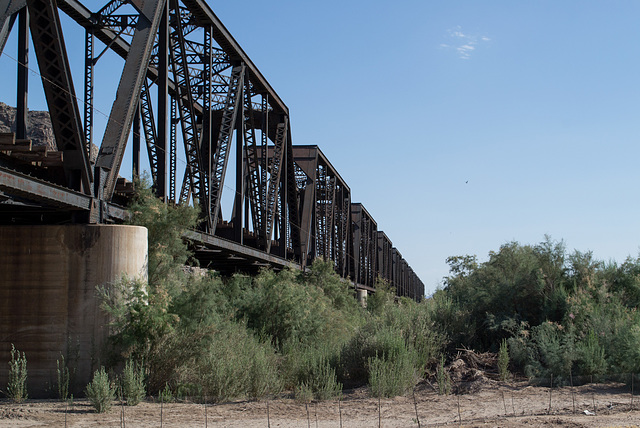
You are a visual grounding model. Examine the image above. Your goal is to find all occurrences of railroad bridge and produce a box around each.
[0,0,424,394]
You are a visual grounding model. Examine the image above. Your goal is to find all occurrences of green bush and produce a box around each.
[368,348,417,397]
[56,355,70,401]
[86,367,116,413]
[286,346,342,401]
[294,382,314,403]
[121,358,146,406]
[526,321,574,380]
[173,322,280,402]
[338,323,402,387]
[159,383,174,403]
[575,330,607,378]
[7,344,27,403]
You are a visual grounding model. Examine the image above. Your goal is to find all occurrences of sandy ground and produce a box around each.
[2,381,640,427]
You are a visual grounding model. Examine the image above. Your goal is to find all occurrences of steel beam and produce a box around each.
[15,7,28,141]
[184,229,298,270]
[0,0,25,54]
[0,165,127,220]
[27,0,92,194]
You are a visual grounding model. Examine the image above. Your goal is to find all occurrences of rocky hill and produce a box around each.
[0,101,56,150]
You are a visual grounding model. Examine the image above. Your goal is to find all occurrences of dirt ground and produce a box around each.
[2,381,640,427]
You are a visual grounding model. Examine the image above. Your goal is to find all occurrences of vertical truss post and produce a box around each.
[315,165,325,258]
[209,64,245,233]
[156,0,169,200]
[285,126,301,260]
[169,97,177,202]
[16,6,28,141]
[83,27,93,160]
[260,94,268,240]
[278,150,288,258]
[132,102,140,177]
[340,195,350,276]
[233,83,244,243]
[361,217,369,286]
[171,2,204,208]
[264,119,287,252]
[351,207,362,284]
[203,26,214,221]
[139,81,158,183]
[326,176,336,262]
[243,81,264,244]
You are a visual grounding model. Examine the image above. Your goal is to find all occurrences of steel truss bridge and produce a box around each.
[0,0,424,300]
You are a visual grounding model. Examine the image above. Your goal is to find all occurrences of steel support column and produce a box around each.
[16,7,28,141]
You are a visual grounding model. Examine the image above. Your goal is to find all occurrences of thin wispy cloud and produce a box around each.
[440,26,491,59]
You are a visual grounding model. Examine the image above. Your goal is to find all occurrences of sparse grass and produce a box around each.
[7,344,28,403]
[436,356,451,395]
[56,354,70,401]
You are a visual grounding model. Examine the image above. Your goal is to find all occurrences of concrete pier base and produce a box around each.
[0,225,147,397]
[357,289,368,308]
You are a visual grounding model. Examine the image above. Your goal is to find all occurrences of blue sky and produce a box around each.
[2,1,640,295]
[212,0,640,294]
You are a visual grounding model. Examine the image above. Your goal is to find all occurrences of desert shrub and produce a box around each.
[174,322,280,402]
[86,367,116,413]
[381,299,445,375]
[338,321,421,391]
[338,323,400,387]
[236,268,324,347]
[7,344,27,403]
[170,272,230,331]
[368,347,417,397]
[247,340,281,400]
[498,339,510,381]
[366,278,395,316]
[100,277,177,364]
[306,258,360,313]
[159,383,174,402]
[436,355,451,395]
[521,321,575,381]
[442,238,570,350]
[302,356,342,400]
[294,382,314,403]
[121,358,145,406]
[237,266,361,352]
[575,330,606,378]
[283,343,342,400]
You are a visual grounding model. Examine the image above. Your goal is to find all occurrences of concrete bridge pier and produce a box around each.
[357,289,368,307]
[0,225,147,397]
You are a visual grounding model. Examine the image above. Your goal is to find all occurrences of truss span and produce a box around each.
[0,0,424,300]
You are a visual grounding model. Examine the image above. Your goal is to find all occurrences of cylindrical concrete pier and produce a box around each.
[0,225,147,397]
[357,289,368,308]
